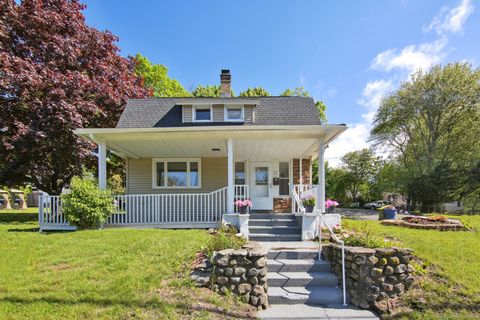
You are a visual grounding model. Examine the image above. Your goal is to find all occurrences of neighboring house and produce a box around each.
[39,70,347,240]
[382,193,407,208]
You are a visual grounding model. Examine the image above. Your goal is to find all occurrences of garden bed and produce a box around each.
[382,215,466,231]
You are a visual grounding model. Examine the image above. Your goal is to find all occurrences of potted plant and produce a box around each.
[301,194,316,213]
[325,199,339,213]
[235,199,252,214]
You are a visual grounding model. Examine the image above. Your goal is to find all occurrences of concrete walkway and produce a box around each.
[258,304,379,319]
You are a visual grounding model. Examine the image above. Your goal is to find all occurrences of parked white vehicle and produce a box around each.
[363,200,392,210]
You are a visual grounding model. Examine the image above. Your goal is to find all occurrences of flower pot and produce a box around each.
[326,206,335,213]
[305,205,314,213]
[239,206,248,214]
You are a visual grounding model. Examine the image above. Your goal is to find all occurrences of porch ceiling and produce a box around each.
[75,125,347,160]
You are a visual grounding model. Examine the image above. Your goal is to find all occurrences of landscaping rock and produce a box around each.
[209,244,268,309]
[190,270,210,287]
[323,243,418,315]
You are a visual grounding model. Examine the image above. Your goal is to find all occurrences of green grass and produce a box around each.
[344,216,480,319]
[0,210,254,319]
[0,207,38,224]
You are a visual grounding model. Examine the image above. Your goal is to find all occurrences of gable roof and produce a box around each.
[116,96,321,128]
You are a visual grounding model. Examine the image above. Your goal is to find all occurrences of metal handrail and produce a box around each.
[290,183,347,306]
[316,208,347,306]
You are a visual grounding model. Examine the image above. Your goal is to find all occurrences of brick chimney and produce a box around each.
[220,69,231,97]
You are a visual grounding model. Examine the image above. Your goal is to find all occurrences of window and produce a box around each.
[225,104,244,121]
[193,105,212,122]
[279,162,290,196]
[235,162,246,185]
[153,158,201,188]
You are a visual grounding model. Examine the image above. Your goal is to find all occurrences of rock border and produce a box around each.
[382,216,465,231]
[322,244,416,314]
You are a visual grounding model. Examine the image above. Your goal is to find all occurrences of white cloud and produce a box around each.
[325,0,475,167]
[325,123,371,167]
[358,79,393,123]
[425,0,474,34]
[371,37,447,75]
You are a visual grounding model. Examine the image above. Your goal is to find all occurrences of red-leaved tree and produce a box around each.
[0,0,148,194]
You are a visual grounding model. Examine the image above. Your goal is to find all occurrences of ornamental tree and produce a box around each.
[0,0,148,194]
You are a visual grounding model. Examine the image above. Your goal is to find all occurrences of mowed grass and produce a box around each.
[344,215,480,319]
[0,210,254,319]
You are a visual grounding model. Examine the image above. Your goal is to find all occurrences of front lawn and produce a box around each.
[0,210,254,319]
[344,216,480,319]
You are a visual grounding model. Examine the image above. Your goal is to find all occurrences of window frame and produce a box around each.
[278,161,290,196]
[152,158,202,189]
[224,104,245,122]
[192,105,212,122]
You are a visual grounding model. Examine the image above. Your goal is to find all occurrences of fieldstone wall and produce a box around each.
[323,244,416,313]
[211,247,269,309]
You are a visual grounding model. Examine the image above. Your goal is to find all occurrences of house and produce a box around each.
[39,70,347,240]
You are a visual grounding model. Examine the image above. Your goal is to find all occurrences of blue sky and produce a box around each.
[82,0,479,164]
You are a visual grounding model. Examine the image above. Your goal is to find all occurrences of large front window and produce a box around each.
[153,158,201,188]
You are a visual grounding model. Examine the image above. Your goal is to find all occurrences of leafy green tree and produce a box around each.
[191,85,235,97]
[339,149,381,202]
[280,87,310,97]
[370,63,480,211]
[239,87,270,97]
[315,101,328,123]
[134,54,189,97]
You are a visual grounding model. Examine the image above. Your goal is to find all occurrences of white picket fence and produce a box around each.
[39,186,249,231]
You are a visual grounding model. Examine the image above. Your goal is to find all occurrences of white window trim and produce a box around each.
[192,105,212,122]
[224,104,245,122]
[152,158,202,189]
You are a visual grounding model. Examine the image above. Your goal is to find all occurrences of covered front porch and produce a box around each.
[39,125,346,236]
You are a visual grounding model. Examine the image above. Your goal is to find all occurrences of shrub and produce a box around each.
[61,176,114,229]
[204,224,246,257]
[342,222,391,248]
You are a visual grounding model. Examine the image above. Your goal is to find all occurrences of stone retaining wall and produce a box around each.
[211,247,268,309]
[322,244,416,313]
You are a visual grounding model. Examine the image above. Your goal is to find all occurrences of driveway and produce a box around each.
[335,208,380,220]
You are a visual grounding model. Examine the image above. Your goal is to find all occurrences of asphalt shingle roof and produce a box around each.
[116,97,321,128]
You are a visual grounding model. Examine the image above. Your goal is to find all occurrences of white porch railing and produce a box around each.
[290,184,347,306]
[234,184,249,213]
[292,184,318,213]
[38,195,76,231]
[39,186,248,230]
[108,187,227,225]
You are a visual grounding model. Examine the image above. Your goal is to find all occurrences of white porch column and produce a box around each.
[317,142,326,213]
[98,140,107,190]
[227,139,234,213]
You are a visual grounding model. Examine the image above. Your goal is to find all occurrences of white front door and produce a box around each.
[250,162,272,210]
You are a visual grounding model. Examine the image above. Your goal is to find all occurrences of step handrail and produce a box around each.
[289,183,347,306]
[316,207,347,306]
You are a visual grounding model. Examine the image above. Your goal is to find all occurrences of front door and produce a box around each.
[250,162,272,210]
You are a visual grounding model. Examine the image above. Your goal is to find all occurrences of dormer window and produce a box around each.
[224,104,244,122]
[193,105,212,122]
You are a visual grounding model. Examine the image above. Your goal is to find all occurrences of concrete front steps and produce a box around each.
[266,248,345,306]
[249,214,302,242]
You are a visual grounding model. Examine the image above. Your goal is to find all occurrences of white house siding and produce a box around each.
[127,157,227,194]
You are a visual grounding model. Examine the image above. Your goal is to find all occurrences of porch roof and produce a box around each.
[74,124,347,160]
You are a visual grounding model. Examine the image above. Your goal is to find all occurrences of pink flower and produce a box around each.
[235,199,253,208]
[325,199,339,209]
